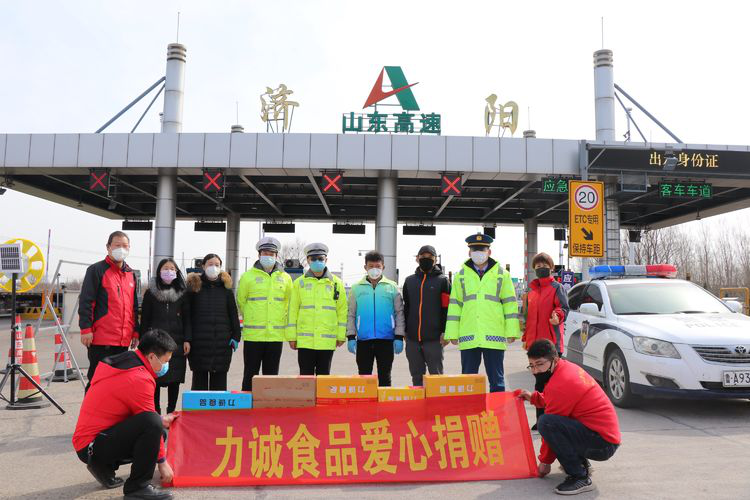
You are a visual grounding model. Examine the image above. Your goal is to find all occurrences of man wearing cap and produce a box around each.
[236,237,293,391]
[444,233,521,392]
[402,245,451,386]
[287,243,348,375]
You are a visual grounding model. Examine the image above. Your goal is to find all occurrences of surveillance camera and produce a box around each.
[663,155,678,171]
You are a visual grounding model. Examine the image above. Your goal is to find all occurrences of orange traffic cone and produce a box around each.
[51,332,78,382]
[1,315,23,375]
[15,324,49,407]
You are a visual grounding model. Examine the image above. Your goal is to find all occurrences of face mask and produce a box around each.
[260,255,276,269]
[418,257,434,273]
[535,268,551,279]
[309,260,326,273]
[111,247,129,262]
[367,268,383,280]
[155,360,169,378]
[205,265,221,279]
[534,368,553,386]
[470,251,489,266]
[160,270,177,284]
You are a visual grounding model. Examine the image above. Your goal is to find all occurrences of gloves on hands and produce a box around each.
[393,339,404,355]
[229,339,239,352]
[347,339,357,354]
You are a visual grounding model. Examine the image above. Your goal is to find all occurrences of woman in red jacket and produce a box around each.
[523,252,569,429]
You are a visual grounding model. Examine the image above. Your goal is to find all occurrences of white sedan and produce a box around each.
[563,266,750,407]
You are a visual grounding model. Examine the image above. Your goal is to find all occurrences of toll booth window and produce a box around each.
[581,286,603,311]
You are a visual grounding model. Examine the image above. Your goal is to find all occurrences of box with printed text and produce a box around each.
[316,375,378,405]
[182,390,252,411]
[378,386,425,402]
[423,374,486,398]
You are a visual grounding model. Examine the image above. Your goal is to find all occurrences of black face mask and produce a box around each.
[418,258,434,273]
[534,368,554,386]
[535,268,551,279]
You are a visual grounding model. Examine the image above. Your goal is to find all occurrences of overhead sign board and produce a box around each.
[568,180,604,258]
[587,147,748,177]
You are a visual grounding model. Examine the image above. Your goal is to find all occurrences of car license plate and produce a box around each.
[722,371,750,387]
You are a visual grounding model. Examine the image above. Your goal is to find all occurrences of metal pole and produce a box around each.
[594,50,615,142]
[10,274,16,404]
[95,76,166,133]
[614,83,683,144]
[225,213,241,288]
[523,219,538,285]
[375,171,398,282]
[153,43,185,270]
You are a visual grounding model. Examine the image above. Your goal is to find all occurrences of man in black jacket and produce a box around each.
[402,245,451,386]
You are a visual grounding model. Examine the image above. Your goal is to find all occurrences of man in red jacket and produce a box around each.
[516,340,621,495]
[79,231,140,389]
[73,329,177,500]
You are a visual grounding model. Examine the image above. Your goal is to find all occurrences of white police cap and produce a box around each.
[256,236,281,253]
[304,242,329,257]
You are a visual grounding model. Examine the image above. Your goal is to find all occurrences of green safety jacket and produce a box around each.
[287,269,348,350]
[236,262,293,342]
[444,259,520,350]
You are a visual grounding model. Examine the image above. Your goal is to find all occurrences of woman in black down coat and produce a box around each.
[139,257,190,414]
[186,253,241,391]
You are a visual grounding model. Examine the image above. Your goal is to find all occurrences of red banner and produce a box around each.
[167,392,537,487]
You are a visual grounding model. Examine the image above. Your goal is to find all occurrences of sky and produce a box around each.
[1,1,749,286]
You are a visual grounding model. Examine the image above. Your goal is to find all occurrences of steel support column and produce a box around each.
[375,171,398,282]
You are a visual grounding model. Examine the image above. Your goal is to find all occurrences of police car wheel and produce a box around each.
[604,349,637,408]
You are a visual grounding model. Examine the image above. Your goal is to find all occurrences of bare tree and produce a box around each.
[278,238,308,266]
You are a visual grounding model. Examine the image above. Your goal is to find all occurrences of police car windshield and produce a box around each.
[606,281,729,315]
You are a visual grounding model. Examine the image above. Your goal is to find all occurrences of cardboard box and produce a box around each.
[316,375,378,405]
[182,391,252,411]
[378,386,425,402]
[423,374,486,398]
[252,375,316,408]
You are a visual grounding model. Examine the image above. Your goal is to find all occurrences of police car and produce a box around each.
[564,264,750,407]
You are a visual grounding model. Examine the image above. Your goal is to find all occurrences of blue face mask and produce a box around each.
[155,360,169,378]
[309,259,326,273]
[259,255,276,269]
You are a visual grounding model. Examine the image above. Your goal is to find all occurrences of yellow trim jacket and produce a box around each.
[236,262,293,342]
[287,269,348,350]
[444,259,521,350]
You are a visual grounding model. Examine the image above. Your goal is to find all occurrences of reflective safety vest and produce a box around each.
[444,261,520,350]
[287,270,348,350]
[236,262,293,342]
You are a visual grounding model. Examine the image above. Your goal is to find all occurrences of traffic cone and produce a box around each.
[51,332,78,382]
[15,324,49,408]
[1,316,23,375]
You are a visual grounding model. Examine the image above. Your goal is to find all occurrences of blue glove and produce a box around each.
[393,339,404,355]
[229,339,239,352]
[347,339,357,354]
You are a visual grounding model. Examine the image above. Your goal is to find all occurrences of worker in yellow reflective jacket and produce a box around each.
[287,243,348,375]
[444,233,521,392]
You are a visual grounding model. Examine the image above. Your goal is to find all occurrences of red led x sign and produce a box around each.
[321,173,343,194]
[441,175,462,196]
[203,171,224,192]
[89,170,109,191]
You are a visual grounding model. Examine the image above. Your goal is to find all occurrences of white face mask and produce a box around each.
[367,268,383,280]
[205,265,221,279]
[111,247,129,262]
[470,250,489,266]
[259,255,276,269]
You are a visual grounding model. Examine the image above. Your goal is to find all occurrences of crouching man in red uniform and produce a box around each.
[73,329,178,500]
[515,340,621,495]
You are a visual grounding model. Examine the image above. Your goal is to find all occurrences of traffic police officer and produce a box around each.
[444,233,521,392]
[287,243,348,375]
[236,237,292,391]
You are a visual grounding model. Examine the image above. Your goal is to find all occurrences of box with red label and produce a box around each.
[253,375,316,408]
[316,375,378,405]
[378,386,425,402]
[424,374,486,398]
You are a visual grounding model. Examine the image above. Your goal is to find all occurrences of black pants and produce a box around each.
[76,411,163,494]
[537,414,619,477]
[242,341,283,391]
[154,382,180,414]
[534,376,546,422]
[356,339,394,386]
[405,339,444,386]
[86,345,128,391]
[191,370,228,391]
[298,348,334,375]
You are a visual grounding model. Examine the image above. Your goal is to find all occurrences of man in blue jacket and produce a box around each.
[346,251,406,386]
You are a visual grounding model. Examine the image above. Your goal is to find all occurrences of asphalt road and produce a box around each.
[1,319,749,499]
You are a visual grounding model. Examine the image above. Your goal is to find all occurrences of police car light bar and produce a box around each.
[589,264,678,279]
